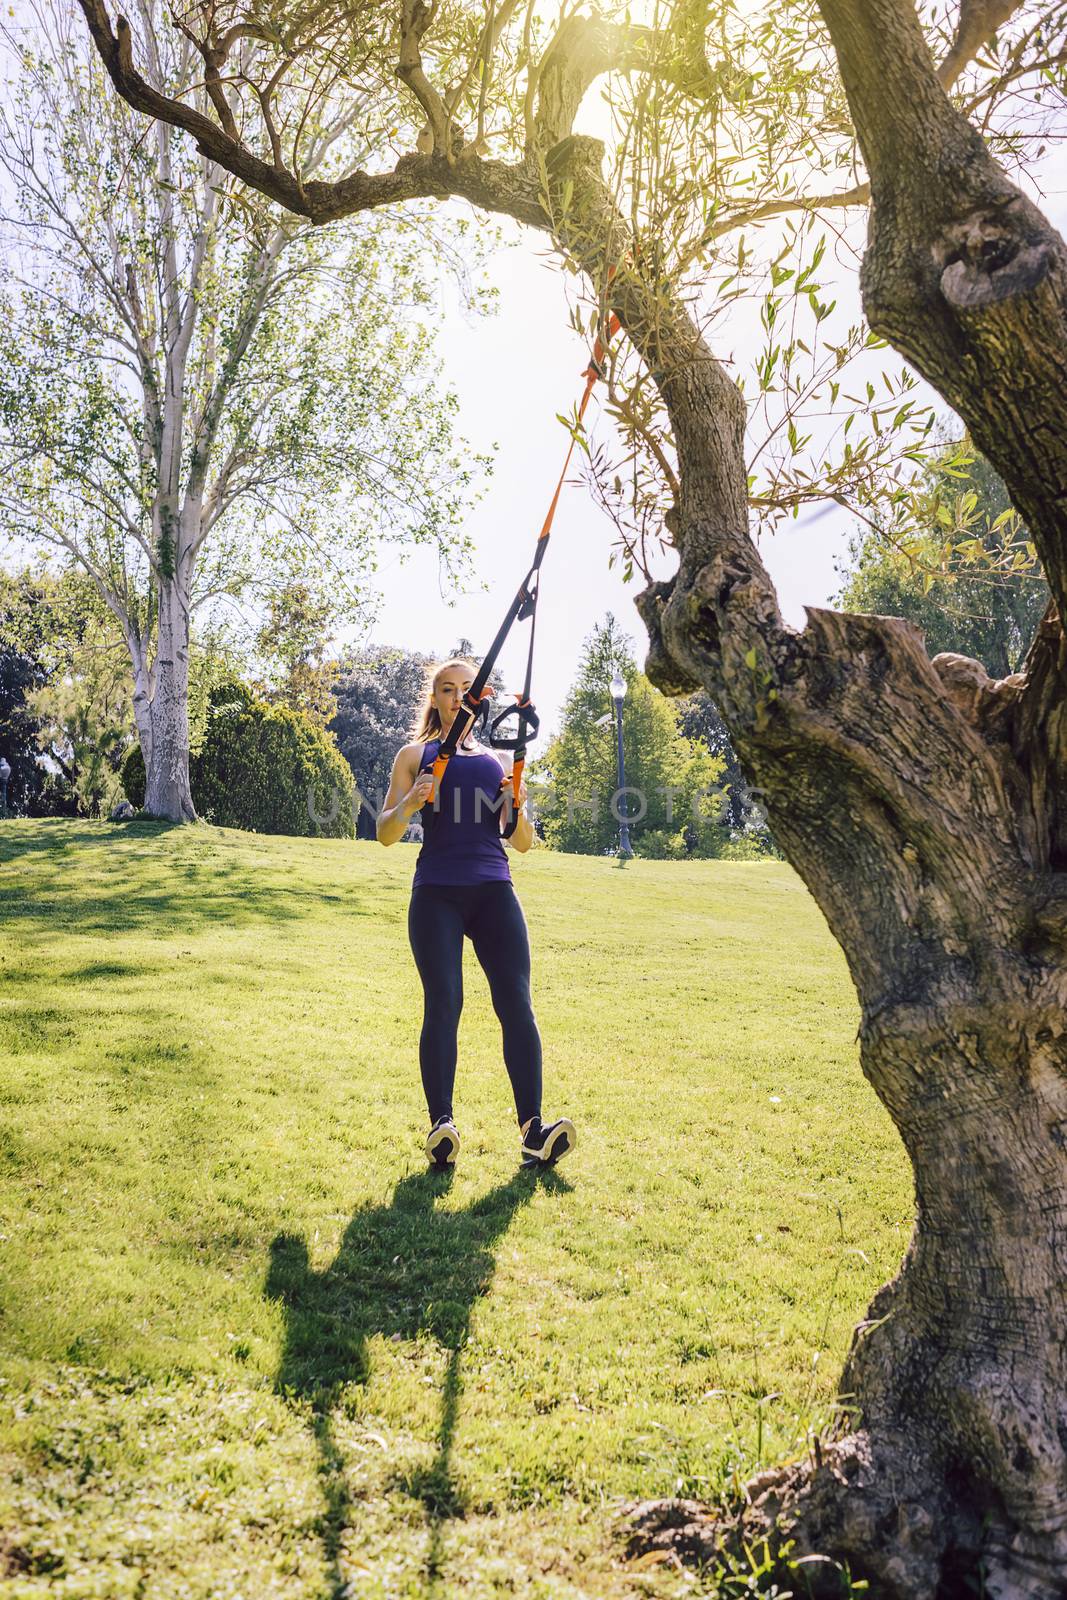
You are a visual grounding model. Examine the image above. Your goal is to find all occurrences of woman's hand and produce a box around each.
[403,772,435,817]
[500,770,534,851]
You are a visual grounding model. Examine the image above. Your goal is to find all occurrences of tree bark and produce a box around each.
[142,574,196,822]
[626,614,1067,1600]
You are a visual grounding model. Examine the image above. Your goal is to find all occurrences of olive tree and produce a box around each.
[75,0,1067,1591]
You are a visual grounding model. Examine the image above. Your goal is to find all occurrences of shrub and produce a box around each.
[121,743,146,808]
[192,684,355,838]
[718,834,773,861]
[120,685,355,837]
[632,828,689,860]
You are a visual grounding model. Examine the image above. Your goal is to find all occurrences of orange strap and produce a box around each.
[537,314,621,544]
[429,308,620,813]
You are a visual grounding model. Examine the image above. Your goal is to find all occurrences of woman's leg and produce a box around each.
[408,886,466,1123]
[468,883,542,1127]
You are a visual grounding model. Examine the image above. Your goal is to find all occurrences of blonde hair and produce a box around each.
[411,657,481,748]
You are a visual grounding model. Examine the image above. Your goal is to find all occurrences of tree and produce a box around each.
[78,0,1067,1590]
[331,644,435,838]
[676,692,779,851]
[0,570,72,816]
[28,645,132,818]
[0,1,483,823]
[533,616,725,855]
[835,442,1049,677]
[251,581,343,729]
[0,564,134,815]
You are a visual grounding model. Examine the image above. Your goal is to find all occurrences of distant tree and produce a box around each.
[534,616,725,856]
[0,571,63,815]
[29,646,132,819]
[252,582,342,730]
[0,645,50,815]
[676,692,779,854]
[0,566,133,815]
[835,445,1048,677]
[331,646,435,838]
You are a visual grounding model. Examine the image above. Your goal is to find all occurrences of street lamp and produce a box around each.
[0,758,10,818]
[609,674,633,858]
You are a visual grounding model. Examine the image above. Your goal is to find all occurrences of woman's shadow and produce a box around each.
[265,1162,569,1597]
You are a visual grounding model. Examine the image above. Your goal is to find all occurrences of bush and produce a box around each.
[118,686,355,837]
[632,828,689,860]
[191,684,355,838]
[121,743,146,808]
[718,834,775,861]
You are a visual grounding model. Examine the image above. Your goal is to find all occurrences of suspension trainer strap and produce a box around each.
[428,312,622,815]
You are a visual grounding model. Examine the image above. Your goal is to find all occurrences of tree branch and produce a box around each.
[535,14,720,153]
[396,0,451,155]
[937,0,1028,88]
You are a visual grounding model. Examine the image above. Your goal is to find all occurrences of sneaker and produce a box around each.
[425,1115,460,1168]
[520,1115,576,1167]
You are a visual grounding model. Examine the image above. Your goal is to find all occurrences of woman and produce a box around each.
[377,657,575,1171]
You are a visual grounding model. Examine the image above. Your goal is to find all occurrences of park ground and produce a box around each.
[0,822,911,1598]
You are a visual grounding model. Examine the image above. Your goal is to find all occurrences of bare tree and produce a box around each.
[73,0,1067,1591]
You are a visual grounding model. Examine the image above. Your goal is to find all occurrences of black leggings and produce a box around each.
[408,881,542,1127]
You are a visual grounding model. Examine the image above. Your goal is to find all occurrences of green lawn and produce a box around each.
[0,821,911,1598]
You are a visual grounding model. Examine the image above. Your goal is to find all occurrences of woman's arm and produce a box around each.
[377,745,430,846]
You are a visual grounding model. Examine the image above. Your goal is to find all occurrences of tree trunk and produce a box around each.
[142,576,196,823]
[627,599,1067,1598]
[724,981,1067,1600]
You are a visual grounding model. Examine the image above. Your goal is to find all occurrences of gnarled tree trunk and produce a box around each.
[627,0,1067,1588]
[629,598,1067,1597]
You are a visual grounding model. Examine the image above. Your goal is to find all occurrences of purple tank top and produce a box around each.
[412,740,512,888]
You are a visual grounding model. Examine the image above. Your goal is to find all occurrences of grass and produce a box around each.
[0,820,912,1598]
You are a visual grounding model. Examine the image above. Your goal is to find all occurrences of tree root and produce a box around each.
[622,1430,949,1599]
[622,1425,1067,1599]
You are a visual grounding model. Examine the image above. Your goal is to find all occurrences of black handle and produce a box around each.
[488,702,540,750]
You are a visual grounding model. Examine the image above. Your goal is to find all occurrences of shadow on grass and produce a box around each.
[266,1163,571,1598]
[0,820,379,935]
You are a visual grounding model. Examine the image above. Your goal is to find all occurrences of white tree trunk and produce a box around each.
[142,575,196,822]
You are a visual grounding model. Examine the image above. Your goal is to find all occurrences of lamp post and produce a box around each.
[609,674,633,858]
[0,758,9,818]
